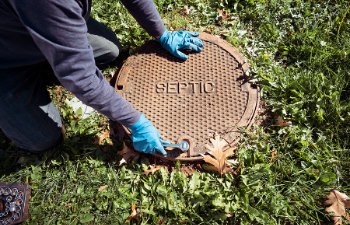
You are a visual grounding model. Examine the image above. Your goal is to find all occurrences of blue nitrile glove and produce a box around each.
[128,113,168,156]
[156,30,203,60]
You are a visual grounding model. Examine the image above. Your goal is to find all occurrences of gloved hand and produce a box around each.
[156,30,203,60]
[128,113,167,156]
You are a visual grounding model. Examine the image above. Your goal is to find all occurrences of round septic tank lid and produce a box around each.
[115,33,259,161]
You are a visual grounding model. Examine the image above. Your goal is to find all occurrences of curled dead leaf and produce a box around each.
[225,213,233,218]
[183,5,190,15]
[95,130,112,145]
[118,143,140,166]
[144,165,161,176]
[157,217,167,224]
[217,9,230,21]
[323,190,350,224]
[233,162,243,175]
[270,150,278,163]
[98,185,108,192]
[64,202,72,208]
[125,202,140,223]
[276,116,292,127]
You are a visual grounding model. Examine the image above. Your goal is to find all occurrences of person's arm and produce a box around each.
[120,0,166,38]
[9,0,167,155]
[9,0,140,127]
[121,0,203,60]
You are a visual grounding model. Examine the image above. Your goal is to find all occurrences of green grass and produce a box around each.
[1,0,350,224]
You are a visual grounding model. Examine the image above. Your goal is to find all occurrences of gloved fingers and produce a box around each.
[188,36,203,47]
[155,140,167,156]
[156,147,167,156]
[187,32,200,37]
[174,49,188,60]
[180,42,202,53]
[160,140,171,145]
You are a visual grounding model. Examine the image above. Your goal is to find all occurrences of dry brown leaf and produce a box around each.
[233,162,243,175]
[64,202,72,208]
[125,202,140,223]
[203,134,236,175]
[225,213,233,218]
[98,185,108,192]
[96,130,112,145]
[118,143,140,166]
[324,190,350,224]
[183,5,190,15]
[217,9,230,21]
[270,150,278,163]
[157,217,167,224]
[276,116,292,127]
[144,165,161,176]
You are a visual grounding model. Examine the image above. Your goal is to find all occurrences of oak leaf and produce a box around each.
[125,202,140,223]
[202,134,236,175]
[118,143,140,166]
[217,9,230,21]
[95,130,112,145]
[323,190,350,224]
[144,165,161,176]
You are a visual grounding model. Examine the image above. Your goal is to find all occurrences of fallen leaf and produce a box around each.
[118,143,140,166]
[276,116,292,126]
[270,150,278,163]
[64,202,72,208]
[96,130,112,145]
[144,165,161,176]
[225,213,233,218]
[202,134,236,175]
[183,5,190,15]
[323,190,350,224]
[233,162,243,175]
[98,185,108,192]
[125,202,140,223]
[217,9,230,21]
[157,217,167,224]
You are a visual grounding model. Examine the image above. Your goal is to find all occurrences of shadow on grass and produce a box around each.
[0,124,126,177]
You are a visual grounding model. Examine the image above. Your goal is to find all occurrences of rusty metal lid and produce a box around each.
[0,182,31,224]
[115,33,259,161]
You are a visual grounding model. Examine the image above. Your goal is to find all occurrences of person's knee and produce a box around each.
[19,131,63,152]
[89,35,120,65]
[103,42,120,62]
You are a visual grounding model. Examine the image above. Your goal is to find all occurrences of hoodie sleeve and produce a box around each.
[120,0,166,38]
[8,0,140,127]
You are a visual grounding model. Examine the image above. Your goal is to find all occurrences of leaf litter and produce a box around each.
[323,190,350,224]
[125,202,140,223]
[98,185,108,192]
[117,143,140,166]
[143,165,162,175]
